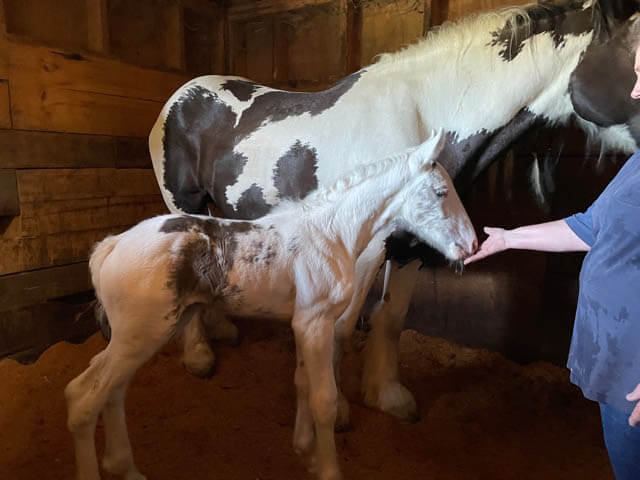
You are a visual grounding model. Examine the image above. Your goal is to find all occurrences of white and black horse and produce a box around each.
[149,0,640,422]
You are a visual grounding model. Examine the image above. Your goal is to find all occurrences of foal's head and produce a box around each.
[399,133,478,262]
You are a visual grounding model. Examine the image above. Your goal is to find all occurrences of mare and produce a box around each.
[66,135,476,480]
[149,0,640,422]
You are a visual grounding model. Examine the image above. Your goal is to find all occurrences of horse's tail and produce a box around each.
[89,235,119,342]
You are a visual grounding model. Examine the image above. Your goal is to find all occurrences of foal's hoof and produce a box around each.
[363,381,419,423]
[182,343,216,378]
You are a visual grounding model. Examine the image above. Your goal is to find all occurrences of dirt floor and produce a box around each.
[0,319,613,480]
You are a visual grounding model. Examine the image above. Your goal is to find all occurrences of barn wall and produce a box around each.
[0,0,224,361]
[0,0,621,364]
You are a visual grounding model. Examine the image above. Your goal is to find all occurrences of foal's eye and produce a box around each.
[435,189,448,198]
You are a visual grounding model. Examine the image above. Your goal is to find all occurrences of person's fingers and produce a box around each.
[628,402,640,427]
[627,384,640,402]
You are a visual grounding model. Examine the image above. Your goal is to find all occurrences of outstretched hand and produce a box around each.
[627,383,640,426]
[464,227,509,264]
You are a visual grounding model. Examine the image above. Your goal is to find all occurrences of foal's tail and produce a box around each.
[89,235,119,342]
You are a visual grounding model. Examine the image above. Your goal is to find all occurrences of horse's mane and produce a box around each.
[273,148,417,214]
[373,0,609,67]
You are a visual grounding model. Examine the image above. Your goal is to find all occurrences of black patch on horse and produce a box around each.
[273,141,319,200]
[159,216,257,302]
[489,1,594,62]
[161,71,363,218]
[222,79,259,101]
[570,20,640,143]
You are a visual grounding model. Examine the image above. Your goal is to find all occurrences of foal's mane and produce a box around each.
[273,149,417,214]
[373,0,607,67]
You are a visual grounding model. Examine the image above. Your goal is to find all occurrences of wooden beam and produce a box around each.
[0,168,18,216]
[422,0,432,35]
[0,78,9,128]
[0,262,91,312]
[86,0,109,53]
[228,0,335,20]
[9,42,189,137]
[0,130,116,168]
[430,0,448,26]
[164,1,185,70]
[114,137,152,168]
[345,0,362,73]
[0,0,8,79]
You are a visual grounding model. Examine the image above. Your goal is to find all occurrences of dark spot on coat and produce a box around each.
[159,215,257,303]
[273,141,319,200]
[489,2,594,62]
[235,184,271,219]
[222,79,259,101]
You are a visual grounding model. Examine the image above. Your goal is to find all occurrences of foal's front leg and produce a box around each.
[293,309,342,480]
[362,260,420,422]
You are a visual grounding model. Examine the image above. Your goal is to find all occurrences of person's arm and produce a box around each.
[464,219,590,264]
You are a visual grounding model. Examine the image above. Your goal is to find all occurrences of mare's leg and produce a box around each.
[333,234,386,431]
[181,313,216,377]
[293,314,341,480]
[362,260,420,422]
[66,311,174,480]
[182,309,240,376]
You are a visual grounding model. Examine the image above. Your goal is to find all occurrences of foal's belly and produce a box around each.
[222,267,295,321]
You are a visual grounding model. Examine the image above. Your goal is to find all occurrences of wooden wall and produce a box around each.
[0,0,224,361]
[3,0,575,363]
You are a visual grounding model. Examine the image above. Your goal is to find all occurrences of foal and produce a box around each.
[65,133,477,480]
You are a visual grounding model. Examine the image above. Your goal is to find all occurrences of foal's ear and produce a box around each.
[409,129,446,171]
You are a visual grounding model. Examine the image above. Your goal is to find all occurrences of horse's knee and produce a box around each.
[310,388,338,426]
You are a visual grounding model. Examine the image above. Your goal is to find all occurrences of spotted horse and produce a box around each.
[149,0,640,422]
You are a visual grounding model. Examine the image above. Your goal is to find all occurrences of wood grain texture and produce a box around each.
[0,168,18,216]
[0,168,168,275]
[0,79,9,128]
[228,0,335,20]
[9,43,188,137]
[0,262,91,312]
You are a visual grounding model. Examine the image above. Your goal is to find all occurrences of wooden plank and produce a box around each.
[184,6,215,76]
[361,0,424,66]
[164,2,185,70]
[228,0,335,20]
[0,262,91,312]
[245,18,274,83]
[0,79,9,127]
[345,0,362,73]
[0,130,116,168]
[0,167,167,274]
[86,0,109,53]
[0,299,98,363]
[114,137,151,168]
[430,0,448,26]
[9,42,188,137]
[4,0,89,52]
[0,168,18,216]
[0,0,8,79]
[286,3,344,84]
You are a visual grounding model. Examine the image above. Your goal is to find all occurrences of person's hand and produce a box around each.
[626,383,640,426]
[464,227,509,264]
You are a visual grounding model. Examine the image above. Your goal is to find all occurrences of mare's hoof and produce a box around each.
[182,344,216,378]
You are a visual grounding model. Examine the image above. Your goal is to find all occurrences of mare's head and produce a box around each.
[398,133,478,263]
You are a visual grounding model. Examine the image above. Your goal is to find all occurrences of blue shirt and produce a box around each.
[564,151,640,413]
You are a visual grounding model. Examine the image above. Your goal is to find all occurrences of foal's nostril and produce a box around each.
[472,238,478,252]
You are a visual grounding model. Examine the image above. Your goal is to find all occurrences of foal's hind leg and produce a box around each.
[362,260,419,422]
[66,313,173,480]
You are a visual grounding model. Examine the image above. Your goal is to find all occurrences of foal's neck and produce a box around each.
[302,161,413,258]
